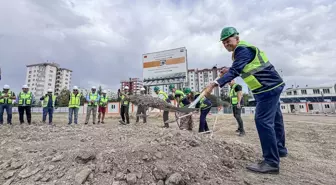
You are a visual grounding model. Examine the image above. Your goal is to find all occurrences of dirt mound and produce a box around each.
[0,120,256,185]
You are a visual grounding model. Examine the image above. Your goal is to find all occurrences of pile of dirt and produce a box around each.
[0,119,256,185]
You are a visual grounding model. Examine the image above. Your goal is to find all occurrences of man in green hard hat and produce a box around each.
[168,84,185,107]
[206,27,287,174]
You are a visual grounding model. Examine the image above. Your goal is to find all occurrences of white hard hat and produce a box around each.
[92,86,96,89]
[73,86,78,90]
[124,86,129,90]
[3,85,10,89]
[47,89,53,92]
[140,87,145,91]
[102,90,107,93]
[22,85,28,88]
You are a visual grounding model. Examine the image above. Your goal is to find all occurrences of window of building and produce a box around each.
[313,89,320,94]
[34,70,36,72]
[191,83,193,85]
[65,82,68,84]
[27,84,30,87]
[323,89,330,94]
[286,92,292,95]
[281,105,286,109]
[301,90,307,94]
[28,80,31,82]
[29,71,32,74]
[48,83,52,86]
[299,105,304,109]
[28,75,31,78]
[49,79,52,82]
[50,70,53,73]
[293,91,297,95]
[33,79,35,81]
[325,104,330,108]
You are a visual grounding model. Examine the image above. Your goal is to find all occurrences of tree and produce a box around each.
[57,88,71,107]
[109,91,119,102]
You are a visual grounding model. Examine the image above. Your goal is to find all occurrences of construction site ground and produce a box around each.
[0,113,335,185]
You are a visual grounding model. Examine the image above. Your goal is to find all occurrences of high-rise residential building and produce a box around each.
[25,62,72,97]
[120,78,144,94]
[187,67,229,96]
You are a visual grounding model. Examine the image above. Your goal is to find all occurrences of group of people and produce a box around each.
[1,26,288,174]
[0,85,110,125]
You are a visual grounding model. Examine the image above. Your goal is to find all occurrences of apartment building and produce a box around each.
[25,62,72,97]
[120,78,144,94]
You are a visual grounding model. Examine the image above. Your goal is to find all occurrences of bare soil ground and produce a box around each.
[0,113,335,185]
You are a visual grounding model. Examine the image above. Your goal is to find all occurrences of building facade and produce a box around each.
[25,62,72,97]
[120,78,144,94]
[249,85,336,114]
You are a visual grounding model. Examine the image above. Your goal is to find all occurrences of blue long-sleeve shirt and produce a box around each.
[16,91,35,106]
[215,46,284,94]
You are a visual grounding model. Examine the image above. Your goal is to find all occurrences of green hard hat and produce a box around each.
[220,27,239,41]
[183,88,191,94]
[169,84,175,90]
[154,86,160,92]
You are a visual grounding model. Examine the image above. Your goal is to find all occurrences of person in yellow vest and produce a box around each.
[40,88,57,124]
[85,86,100,124]
[154,86,170,128]
[68,86,81,125]
[16,84,34,124]
[119,86,130,124]
[206,27,287,174]
[0,85,16,125]
[98,90,108,124]
[136,87,147,123]
[228,80,245,136]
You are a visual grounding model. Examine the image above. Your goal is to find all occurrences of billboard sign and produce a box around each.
[142,47,187,86]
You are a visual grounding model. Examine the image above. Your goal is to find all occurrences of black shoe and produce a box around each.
[98,121,100,124]
[101,121,104,124]
[93,122,95,124]
[239,132,245,137]
[68,122,71,125]
[279,153,288,158]
[119,120,126,125]
[246,161,279,174]
[85,122,88,125]
[236,129,240,133]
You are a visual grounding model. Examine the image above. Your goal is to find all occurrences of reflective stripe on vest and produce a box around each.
[0,90,13,104]
[100,96,108,107]
[89,92,98,106]
[42,95,56,107]
[18,92,32,105]
[69,93,81,108]
[232,40,271,91]
[229,84,238,105]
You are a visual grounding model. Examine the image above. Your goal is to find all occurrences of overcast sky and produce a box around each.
[0,0,335,93]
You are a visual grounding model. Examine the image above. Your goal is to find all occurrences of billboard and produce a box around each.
[142,47,187,86]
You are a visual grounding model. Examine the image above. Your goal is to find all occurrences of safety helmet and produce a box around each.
[140,87,145,91]
[3,84,10,89]
[183,87,191,94]
[124,86,129,90]
[154,86,160,92]
[169,84,175,90]
[47,89,53,93]
[220,27,239,41]
[22,85,28,88]
[73,86,78,90]
[91,86,96,89]
[102,90,107,94]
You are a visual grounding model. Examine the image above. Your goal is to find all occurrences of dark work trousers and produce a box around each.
[18,106,32,124]
[163,111,169,127]
[120,105,130,123]
[42,107,54,124]
[232,105,244,132]
[199,108,211,132]
[253,84,287,168]
[0,104,13,124]
[136,105,147,123]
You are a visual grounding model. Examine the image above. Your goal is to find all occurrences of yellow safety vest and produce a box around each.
[229,84,238,105]
[0,90,14,104]
[194,92,208,109]
[232,40,272,91]
[100,96,108,107]
[69,93,81,108]
[42,95,56,107]
[89,92,98,106]
[18,92,32,105]
[174,89,185,107]
[120,94,129,105]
